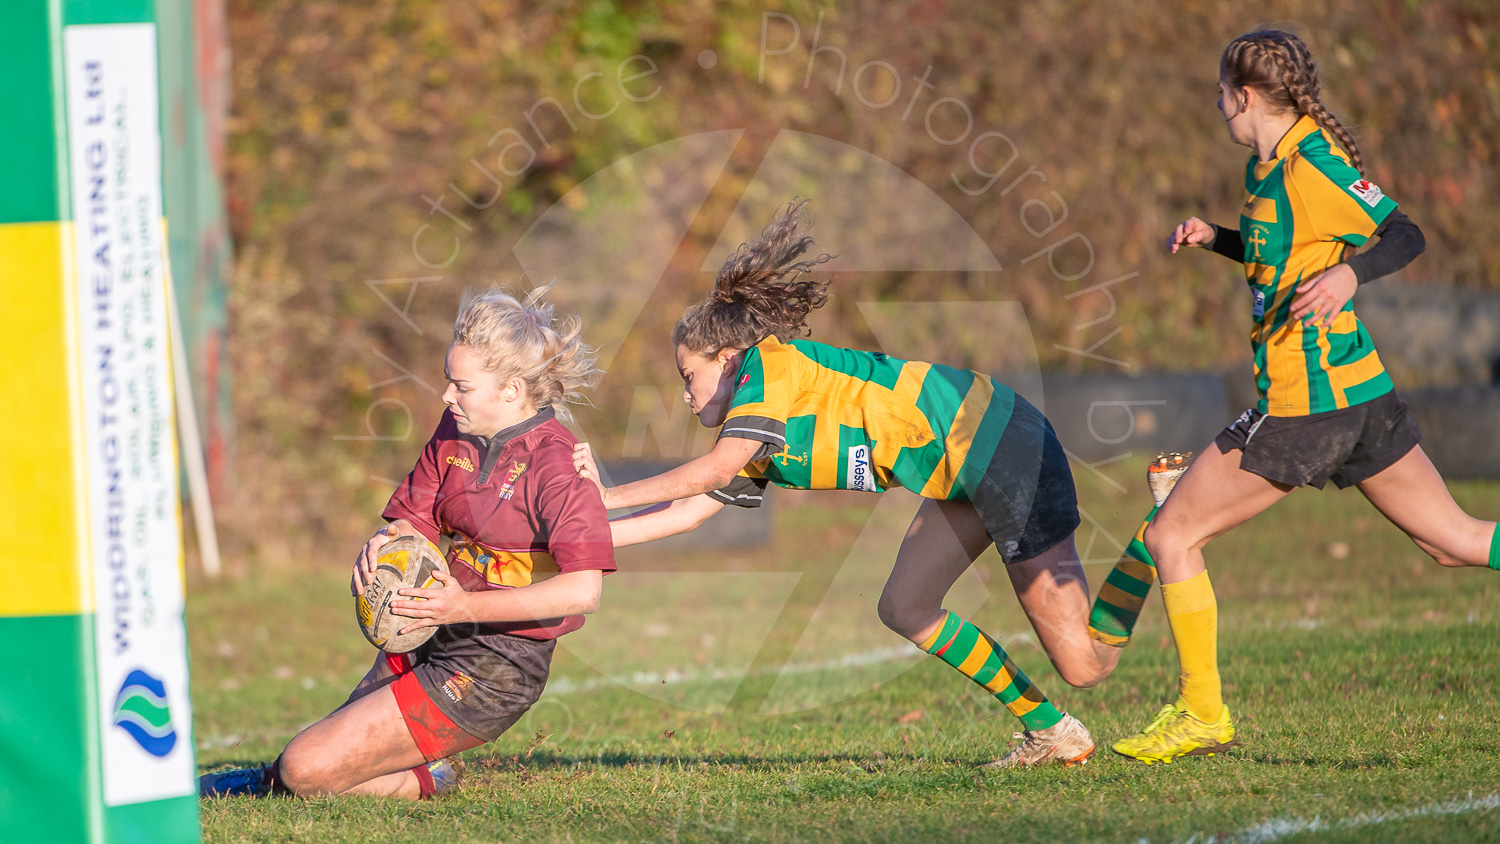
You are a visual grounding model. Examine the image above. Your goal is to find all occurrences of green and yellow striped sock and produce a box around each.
[1490,524,1499,571]
[1088,507,1159,646]
[920,610,1063,731]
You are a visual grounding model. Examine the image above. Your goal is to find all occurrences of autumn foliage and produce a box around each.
[218,0,1499,567]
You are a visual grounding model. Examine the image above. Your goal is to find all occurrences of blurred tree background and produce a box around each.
[217,0,1499,569]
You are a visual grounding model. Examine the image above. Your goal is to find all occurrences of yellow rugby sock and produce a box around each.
[1161,571,1222,723]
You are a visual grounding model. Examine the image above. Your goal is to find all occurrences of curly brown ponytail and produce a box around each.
[673,199,836,355]
[1221,30,1364,176]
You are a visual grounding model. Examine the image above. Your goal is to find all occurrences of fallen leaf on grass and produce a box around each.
[524,730,551,759]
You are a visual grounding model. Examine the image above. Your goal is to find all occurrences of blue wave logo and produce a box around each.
[112,669,177,757]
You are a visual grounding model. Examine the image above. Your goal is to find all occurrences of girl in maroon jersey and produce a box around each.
[200,289,614,799]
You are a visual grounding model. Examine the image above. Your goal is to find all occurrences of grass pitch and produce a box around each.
[191,458,1500,842]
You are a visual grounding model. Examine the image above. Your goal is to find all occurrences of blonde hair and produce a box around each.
[451,287,601,421]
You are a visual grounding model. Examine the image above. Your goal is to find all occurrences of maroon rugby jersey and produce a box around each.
[382,407,615,639]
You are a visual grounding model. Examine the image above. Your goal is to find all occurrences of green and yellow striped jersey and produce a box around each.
[1240,114,1397,416]
[717,336,1016,500]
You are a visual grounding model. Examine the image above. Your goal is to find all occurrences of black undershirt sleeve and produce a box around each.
[1205,211,1425,285]
[1209,224,1244,262]
[1345,209,1425,284]
[706,473,770,509]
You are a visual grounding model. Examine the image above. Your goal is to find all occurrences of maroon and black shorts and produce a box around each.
[386,626,554,761]
[1215,390,1422,490]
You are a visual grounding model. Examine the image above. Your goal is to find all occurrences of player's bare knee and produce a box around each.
[276,745,335,796]
[1429,548,1466,568]
[1081,645,1122,686]
[1054,650,1110,688]
[1411,536,1467,567]
[1143,517,1209,563]
[1141,521,1171,563]
[876,593,928,640]
[273,757,315,795]
[874,594,908,636]
[1058,663,1105,689]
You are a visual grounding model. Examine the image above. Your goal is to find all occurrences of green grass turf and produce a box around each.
[191,458,1500,842]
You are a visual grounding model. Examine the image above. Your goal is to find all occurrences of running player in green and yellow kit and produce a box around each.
[1104,29,1500,764]
[574,200,1122,768]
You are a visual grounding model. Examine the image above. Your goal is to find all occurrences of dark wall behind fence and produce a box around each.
[1038,288,1500,477]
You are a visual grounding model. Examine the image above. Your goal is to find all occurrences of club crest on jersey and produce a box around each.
[1247,224,1271,260]
[846,444,877,492]
[499,461,527,500]
[772,447,808,466]
[1348,179,1384,207]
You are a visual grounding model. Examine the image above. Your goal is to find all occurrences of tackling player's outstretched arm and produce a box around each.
[606,495,726,547]
[572,436,762,509]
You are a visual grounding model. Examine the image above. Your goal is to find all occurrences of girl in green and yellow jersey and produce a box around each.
[574,200,1118,768]
[1110,29,1500,764]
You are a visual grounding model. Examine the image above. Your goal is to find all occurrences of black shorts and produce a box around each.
[1214,390,1422,490]
[394,625,554,746]
[970,394,1081,564]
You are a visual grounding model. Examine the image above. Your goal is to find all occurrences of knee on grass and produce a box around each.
[274,747,347,796]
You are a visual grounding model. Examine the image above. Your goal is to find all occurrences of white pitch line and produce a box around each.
[195,646,947,748]
[543,607,1441,700]
[1146,791,1500,844]
[543,643,934,697]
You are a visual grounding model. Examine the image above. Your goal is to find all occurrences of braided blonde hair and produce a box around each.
[451,287,601,422]
[1221,30,1364,176]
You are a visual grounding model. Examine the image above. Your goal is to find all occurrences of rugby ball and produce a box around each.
[355,534,449,653]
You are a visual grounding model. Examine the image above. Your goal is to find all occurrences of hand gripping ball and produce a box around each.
[355,534,449,653]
